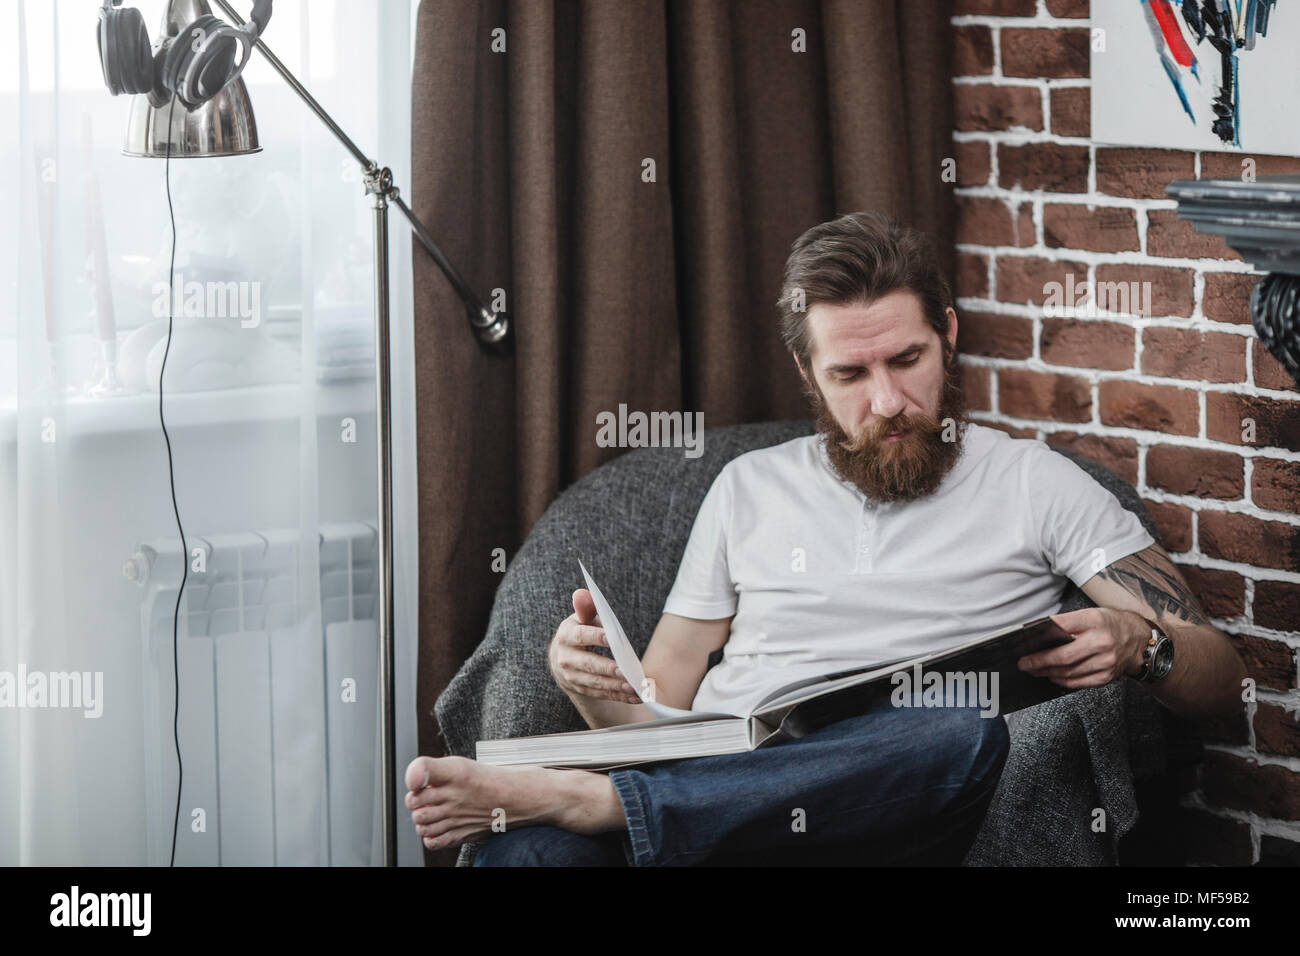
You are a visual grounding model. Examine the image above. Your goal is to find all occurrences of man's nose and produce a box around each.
[870,373,906,420]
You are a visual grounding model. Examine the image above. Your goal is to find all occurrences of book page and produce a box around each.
[578,560,736,720]
[579,560,650,698]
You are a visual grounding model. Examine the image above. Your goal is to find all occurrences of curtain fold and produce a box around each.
[410,0,954,846]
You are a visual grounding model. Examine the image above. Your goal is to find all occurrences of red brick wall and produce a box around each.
[951,0,1300,865]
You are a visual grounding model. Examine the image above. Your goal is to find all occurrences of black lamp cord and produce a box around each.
[160,93,187,868]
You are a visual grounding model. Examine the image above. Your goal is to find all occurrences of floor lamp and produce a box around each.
[123,0,507,867]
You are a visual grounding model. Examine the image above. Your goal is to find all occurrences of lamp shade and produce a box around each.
[122,76,260,158]
[121,0,260,158]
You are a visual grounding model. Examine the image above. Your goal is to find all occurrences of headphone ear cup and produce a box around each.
[99,5,154,95]
[162,14,236,109]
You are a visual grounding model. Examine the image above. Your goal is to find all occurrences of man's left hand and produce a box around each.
[1017,607,1148,688]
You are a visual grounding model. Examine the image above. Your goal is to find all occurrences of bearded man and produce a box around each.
[405,211,1245,866]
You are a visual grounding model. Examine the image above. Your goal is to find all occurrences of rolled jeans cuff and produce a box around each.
[609,769,657,866]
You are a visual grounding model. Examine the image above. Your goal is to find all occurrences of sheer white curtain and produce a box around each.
[0,0,422,866]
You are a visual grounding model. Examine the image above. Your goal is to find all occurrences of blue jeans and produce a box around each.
[473,696,1010,866]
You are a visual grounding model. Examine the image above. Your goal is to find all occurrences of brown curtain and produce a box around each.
[410,0,954,845]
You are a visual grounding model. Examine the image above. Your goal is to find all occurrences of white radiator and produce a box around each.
[129,523,382,866]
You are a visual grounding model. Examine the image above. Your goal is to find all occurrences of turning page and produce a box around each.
[578,560,733,720]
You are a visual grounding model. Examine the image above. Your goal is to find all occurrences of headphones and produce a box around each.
[97,0,273,110]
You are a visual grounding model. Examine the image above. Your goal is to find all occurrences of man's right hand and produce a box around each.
[548,588,642,705]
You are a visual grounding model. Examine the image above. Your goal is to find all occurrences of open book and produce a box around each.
[475,561,1076,770]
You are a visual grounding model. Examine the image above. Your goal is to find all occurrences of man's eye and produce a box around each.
[895,355,920,367]
[836,371,862,383]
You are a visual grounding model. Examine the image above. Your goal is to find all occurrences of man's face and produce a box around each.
[795,289,966,502]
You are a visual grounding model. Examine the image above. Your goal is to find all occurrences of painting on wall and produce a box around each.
[1092,0,1300,155]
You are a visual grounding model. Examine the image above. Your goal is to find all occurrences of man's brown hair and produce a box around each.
[776,211,956,370]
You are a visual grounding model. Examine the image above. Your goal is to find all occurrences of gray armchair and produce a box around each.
[435,420,1188,866]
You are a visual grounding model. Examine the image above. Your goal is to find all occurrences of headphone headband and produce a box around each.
[97,1,273,109]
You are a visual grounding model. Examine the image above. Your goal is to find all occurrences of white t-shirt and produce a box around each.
[663,423,1155,716]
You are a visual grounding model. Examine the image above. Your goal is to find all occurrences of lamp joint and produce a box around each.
[364,164,395,198]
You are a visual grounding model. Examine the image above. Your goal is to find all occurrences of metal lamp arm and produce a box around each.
[210,0,508,347]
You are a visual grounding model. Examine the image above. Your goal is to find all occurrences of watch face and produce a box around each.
[1152,639,1175,680]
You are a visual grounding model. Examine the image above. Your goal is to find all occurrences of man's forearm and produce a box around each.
[1136,619,1248,718]
[569,692,653,729]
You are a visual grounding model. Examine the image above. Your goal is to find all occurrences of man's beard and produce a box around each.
[809,341,969,503]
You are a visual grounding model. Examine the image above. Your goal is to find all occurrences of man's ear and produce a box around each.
[944,307,958,351]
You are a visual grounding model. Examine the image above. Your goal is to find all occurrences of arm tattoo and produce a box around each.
[1096,548,1210,626]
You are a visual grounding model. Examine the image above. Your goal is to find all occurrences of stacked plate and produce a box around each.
[1167,174,1300,274]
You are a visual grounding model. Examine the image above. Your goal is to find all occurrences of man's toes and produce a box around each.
[407,784,439,810]
[404,756,435,794]
[416,817,458,839]
[424,824,483,852]
[405,755,476,795]
[411,805,446,826]
[427,755,476,787]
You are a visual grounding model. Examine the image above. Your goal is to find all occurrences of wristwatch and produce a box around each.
[1134,617,1175,683]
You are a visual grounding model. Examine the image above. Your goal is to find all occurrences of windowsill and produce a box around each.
[0,377,376,444]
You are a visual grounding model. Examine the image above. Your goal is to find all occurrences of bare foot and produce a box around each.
[403,756,625,852]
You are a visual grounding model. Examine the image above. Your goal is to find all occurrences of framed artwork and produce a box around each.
[1091,0,1300,154]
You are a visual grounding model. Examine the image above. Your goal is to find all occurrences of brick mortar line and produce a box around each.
[1143,488,1300,528]
[972,421,1300,473]
[953,184,1182,214]
[1132,306,1146,376]
[1143,485,1300,524]
[952,298,1247,324]
[953,75,1091,88]
[952,190,1193,218]
[1255,688,1300,711]
[949,128,1273,174]
[955,293,1262,327]
[1087,140,1097,201]
[1245,576,1257,630]
[957,312,1275,353]
[962,408,1300,477]
[1164,550,1300,593]
[1180,791,1300,850]
[956,231,1248,266]
[1202,742,1300,774]
[1190,268,1206,322]
[1197,388,1208,450]
[1175,792,1260,864]
[957,352,1300,405]
[953,239,1253,271]
[958,302,1263,339]
[952,14,1087,27]
[951,128,1107,148]
[1205,619,1300,643]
